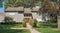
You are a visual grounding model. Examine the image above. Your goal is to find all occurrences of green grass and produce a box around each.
[0,29,30,33]
[0,24,23,28]
[37,22,57,28]
[36,28,60,33]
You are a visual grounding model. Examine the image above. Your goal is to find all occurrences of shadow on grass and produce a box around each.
[0,29,30,33]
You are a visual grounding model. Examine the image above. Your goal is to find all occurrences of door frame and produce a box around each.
[24,18,30,23]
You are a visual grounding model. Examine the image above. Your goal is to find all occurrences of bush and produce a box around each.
[29,19,37,27]
[37,22,43,28]
[4,16,13,22]
[22,21,26,27]
[29,19,34,26]
[50,23,58,28]
[49,16,57,23]
[33,19,37,27]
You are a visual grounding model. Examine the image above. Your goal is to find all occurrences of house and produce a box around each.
[0,12,5,22]
[5,6,41,22]
[0,6,48,23]
[5,7,24,22]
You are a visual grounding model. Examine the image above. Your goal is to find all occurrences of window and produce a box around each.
[8,13,17,15]
[18,11,24,13]
[6,12,17,16]
[32,12,38,14]
[24,14,32,17]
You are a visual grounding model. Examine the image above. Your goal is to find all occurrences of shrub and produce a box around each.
[3,16,16,24]
[48,16,57,23]
[33,19,37,27]
[50,23,58,28]
[4,16,13,22]
[29,19,37,27]
[29,19,34,26]
[37,22,43,28]
[22,21,26,27]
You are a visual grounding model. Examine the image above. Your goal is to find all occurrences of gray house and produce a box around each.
[0,12,5,22]
[0,6,48,23]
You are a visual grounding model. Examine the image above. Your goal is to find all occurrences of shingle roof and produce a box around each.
[5,7,40,12]
[24,8,32,13]
[5,7,24,12]
[32,7,40,11]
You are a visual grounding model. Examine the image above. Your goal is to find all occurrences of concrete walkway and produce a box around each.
[9,28,28,29]
[26,23,40,33]
[0,28,28,30]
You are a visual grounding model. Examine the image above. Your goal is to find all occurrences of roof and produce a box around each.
[5,7,40,12]
[24,8,32,13]
[5,7,24,12]
[32,7,40,11]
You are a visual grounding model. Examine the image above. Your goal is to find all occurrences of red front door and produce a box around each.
[24,18,29,23]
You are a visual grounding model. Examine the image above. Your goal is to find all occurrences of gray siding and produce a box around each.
[0,15,4,22]
[13,14,24,22]
[32,12,42,19]
[5,13,24,22]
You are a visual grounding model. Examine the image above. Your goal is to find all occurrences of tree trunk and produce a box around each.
[58,16,60,29]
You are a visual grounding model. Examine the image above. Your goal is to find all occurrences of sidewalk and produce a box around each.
[26,23,40,33]
[0,28,28,30]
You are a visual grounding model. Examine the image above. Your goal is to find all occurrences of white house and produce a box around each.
[0,6,49,23]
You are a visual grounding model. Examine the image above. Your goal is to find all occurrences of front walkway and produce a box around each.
[26,23,40,33]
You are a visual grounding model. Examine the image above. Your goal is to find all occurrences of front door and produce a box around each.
[24,18,29,23]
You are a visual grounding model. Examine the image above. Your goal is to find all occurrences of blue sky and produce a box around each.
[0,1,4,12]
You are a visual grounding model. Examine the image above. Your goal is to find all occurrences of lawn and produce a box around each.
[36,28,60,33]
[0,29,30,33]
[37,22,58,28]
[0,24,23,28]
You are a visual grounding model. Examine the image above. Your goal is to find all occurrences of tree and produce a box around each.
[57,0,60,29]
[57,0,60,15]
[39,0,57,22]
[4,16,13,22]
[5,0,39,8]
[0,0,3,7]
[5,0,25,8]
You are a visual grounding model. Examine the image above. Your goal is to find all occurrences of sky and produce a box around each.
[0,1,4,12]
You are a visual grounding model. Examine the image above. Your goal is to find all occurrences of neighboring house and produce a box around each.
[0,6,49,23]
[0,12,5,22]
